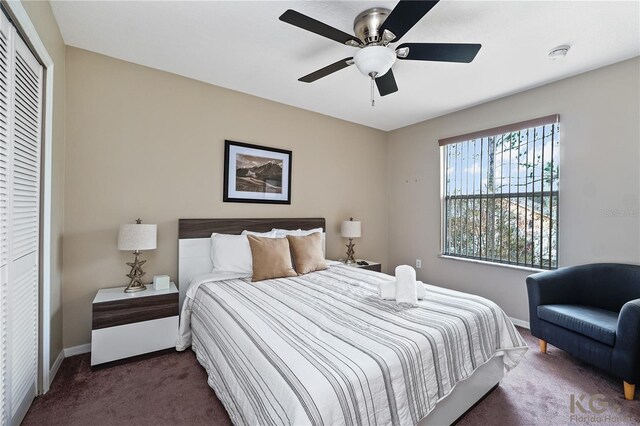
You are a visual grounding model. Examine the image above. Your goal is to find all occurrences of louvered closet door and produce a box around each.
[0,11,10,426]
[0,10,43,425]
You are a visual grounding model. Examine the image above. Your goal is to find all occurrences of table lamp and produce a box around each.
[118,218,157,293]
[341,217,361,264]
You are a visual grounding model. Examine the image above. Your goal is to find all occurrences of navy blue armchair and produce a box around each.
[527,263,640,400]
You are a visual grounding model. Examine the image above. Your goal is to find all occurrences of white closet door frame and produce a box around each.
[2,0,55,397]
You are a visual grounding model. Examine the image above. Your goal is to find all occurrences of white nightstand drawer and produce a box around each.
[91,315,178,366]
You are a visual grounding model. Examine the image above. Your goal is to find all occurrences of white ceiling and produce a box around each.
[50,1,640,131]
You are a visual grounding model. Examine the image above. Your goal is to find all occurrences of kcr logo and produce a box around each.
[570,394,621,414]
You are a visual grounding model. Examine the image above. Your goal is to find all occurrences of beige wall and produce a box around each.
[386,57,640,323]
[21,0,66,368]
[59,37,640,345]
[63,47,388,348]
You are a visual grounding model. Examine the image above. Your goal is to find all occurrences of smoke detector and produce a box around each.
[548,45,570,60]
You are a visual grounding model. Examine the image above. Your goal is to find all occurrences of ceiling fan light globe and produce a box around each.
[353,46,396,78]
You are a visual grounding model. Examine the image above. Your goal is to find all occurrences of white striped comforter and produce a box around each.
[177,265,527,426]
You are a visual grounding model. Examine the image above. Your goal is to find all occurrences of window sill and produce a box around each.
[438,255,546,273]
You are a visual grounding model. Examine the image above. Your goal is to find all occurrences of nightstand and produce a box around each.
[91,282,179,366]
[348,260,382,273]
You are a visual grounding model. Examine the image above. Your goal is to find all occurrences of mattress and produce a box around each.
[177,265,527,425]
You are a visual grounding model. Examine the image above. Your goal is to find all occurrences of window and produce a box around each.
[441,115,559,269]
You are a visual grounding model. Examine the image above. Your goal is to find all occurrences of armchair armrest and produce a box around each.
[526,267,584,337]
[613,299,640,384]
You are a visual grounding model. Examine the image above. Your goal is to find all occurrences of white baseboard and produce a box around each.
[509,317,530,329]
[63,343,91,357]
[49,350,64,387]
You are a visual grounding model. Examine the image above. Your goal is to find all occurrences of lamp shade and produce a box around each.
[341,220,361,238]
[353,46,396,77]
[118,224,157,251]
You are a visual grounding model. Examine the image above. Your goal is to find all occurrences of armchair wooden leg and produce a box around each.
[624,382,635,401]
[539,340,547,354]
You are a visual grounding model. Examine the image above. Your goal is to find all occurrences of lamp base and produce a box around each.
[124,284,147,293]
[124,250,148,293]
[345,239,357,264]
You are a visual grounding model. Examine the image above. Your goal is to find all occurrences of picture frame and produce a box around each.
[223,140,292,204]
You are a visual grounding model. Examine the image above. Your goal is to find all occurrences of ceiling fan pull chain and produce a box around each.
[370,75,375,107]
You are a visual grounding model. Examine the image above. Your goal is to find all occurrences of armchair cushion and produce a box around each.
[538,305,619,346]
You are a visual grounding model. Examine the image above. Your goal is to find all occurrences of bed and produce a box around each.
[176,218,528,425]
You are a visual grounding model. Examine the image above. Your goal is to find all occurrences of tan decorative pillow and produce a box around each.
[287,233,327,275]
[247,235,298,282]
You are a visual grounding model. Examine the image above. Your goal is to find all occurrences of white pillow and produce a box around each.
[210,233,253,273]
[300,227,323,236]
[272,228,325,255]
[272,228,302,238]
[241,229,277,238]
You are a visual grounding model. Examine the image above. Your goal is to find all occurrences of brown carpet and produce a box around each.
[23,328,640,426]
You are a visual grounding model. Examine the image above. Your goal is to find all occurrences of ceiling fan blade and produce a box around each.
[280,10,361,46]
[379,1,440,43]
[375,69,398,96]
[397,43,481,63]
[299,58,354,83]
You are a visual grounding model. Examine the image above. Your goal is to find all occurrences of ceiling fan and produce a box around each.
[279,0,481,105]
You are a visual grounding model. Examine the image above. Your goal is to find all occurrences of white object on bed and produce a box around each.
[299,227,323,236]
[272,228,302,237]
[210,233,253,274]
[272,227,322,236]
[417,281,427,299]
[379,280,427,300]
[379,280,395,299]
[241,229,277,237]
[396,264,418,306]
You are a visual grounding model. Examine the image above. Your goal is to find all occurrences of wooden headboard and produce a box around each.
[179,218,326,239]
[177,218,326,309]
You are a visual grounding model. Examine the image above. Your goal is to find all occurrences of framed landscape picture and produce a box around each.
[223,140,292,204]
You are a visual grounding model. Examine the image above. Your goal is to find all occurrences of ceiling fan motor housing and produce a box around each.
[353,8,390,45]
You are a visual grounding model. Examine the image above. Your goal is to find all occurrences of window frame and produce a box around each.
[439,115,560,270]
